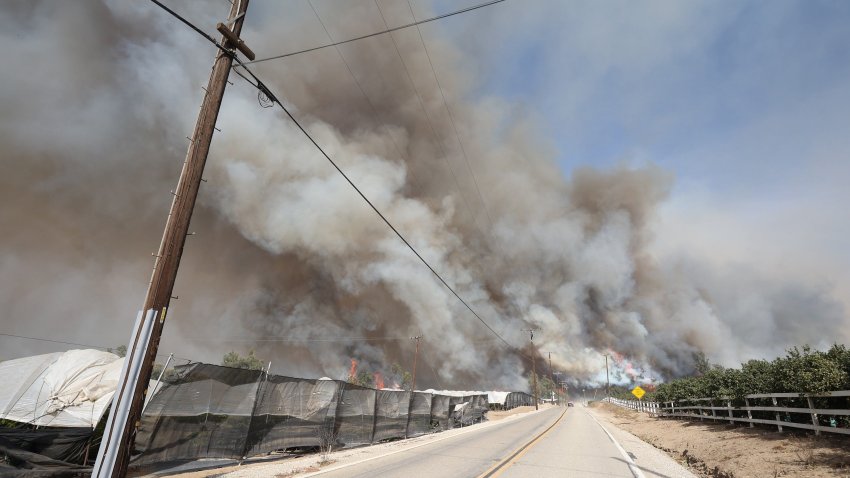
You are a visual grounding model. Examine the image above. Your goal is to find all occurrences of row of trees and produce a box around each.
[651,344,850,402]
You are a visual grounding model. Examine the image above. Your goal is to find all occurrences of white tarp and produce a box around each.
[487,391,510,406]
[0,349,123,427]
[424,389,510,406]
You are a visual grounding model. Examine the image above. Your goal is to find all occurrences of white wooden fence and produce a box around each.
[604,390,850,437]
[605,397,662,416]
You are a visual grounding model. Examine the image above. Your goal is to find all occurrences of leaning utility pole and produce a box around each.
[94,2,253,476]
[523,329,538,411]
[405,335,422,438]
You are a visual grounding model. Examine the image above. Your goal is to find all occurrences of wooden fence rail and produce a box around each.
[604,390,850,437]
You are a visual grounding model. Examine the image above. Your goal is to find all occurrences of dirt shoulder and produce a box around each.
[590,402,850,477]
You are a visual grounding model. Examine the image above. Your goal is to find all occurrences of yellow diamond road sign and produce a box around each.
[631,386,646,400]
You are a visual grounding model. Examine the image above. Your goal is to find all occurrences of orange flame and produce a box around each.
[348,358,358,381]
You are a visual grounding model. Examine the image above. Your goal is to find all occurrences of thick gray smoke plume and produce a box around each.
[1,1,846,389]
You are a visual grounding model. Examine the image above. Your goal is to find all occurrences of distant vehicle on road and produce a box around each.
[567,402,574,407]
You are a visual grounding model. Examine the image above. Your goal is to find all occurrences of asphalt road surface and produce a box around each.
[301,407,648,478]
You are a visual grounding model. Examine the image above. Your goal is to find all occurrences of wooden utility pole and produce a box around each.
[548,352,553,402]
[102,2,251,476]
[405,335,422,438]
[604,354,611,399]
[523,329,538,410]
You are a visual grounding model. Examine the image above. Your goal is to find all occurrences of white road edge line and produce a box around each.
[585,410,646,478]
[298,408,554,477]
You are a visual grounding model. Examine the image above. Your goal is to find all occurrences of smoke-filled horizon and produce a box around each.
[1,1,847,390]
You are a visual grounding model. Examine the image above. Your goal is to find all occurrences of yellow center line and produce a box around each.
[476,407,569,478]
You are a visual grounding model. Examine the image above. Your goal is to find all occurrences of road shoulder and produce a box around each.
[585,406,699,478]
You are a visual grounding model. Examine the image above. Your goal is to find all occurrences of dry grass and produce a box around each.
[591,402,850,478]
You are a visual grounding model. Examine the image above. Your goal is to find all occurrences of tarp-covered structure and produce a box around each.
[0,351,507,474]
[485,391,536,410]
[0,350,124,476]
[0,350,123,428]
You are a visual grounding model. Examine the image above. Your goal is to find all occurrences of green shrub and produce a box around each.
[654,344,849,401]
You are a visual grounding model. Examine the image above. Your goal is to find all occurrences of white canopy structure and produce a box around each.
[424,389,511,406]
[0,349,123,427]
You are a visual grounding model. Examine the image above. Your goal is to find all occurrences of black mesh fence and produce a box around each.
[429,394,452,431]
[244,376,338,455]
[130,363,496,467]
[373,390,410,442]
[133,363,262,464]
[408,392,432,437]
[334,383,375,447]
[504,392,535,409]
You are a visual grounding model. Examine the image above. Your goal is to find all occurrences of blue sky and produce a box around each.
[443,0,850,182]
[423,0,850,309]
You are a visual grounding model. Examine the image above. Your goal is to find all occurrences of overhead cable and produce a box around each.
[0,332,110,350]
[371,0,489,236]
[240,0,506,65]
[406,0,501,237]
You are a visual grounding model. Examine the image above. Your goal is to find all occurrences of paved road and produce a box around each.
[302,407,643,478]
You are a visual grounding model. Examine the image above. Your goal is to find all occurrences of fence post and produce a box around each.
[744,397,753,428]
[240,364,270,462]
[772,397,783,432]
[710,399,717,419]
[727,399,734,425]
[806,396,820,436]
[370,388,379,443]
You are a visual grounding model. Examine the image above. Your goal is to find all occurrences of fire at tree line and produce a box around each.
[96,347,564,402]
[99,342,850,406]
[213,350,563,400]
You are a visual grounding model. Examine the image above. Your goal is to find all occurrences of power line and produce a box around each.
[371,0,488,235]
[0,332,110,350]
[406,0,500,238]
[150,0,231,56]
[187,336,412,343]
[305,0,426,193]
[147,0,527,359]
[241,0,505,65]
[0,332,187,365]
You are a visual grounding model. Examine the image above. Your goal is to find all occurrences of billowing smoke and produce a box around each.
[1,1,846,389]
